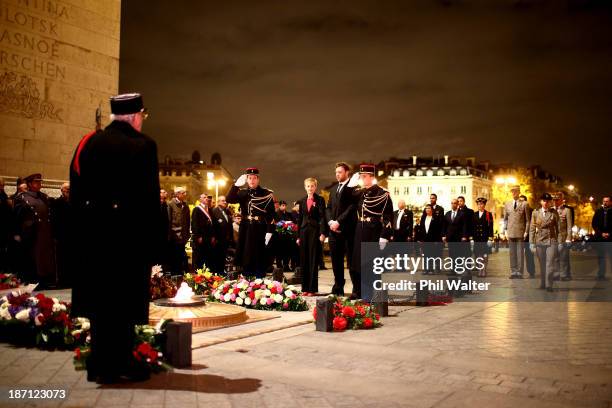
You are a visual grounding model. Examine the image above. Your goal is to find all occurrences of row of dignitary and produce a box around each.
[0,176,74,289]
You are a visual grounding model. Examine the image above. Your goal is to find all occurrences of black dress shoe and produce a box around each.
[509,275,516,279]
[96,375,122,384]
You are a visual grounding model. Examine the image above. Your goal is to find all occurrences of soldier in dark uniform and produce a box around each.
[348,164,393,301]
[473,197,494,277]
[0,178,11,273]
[13,173,56,288]
[70,93,160,383]
[226,167,276,278]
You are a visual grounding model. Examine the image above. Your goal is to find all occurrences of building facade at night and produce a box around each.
[158,151,233,202]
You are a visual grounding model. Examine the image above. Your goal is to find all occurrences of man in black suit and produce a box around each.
[392,199,413,242]
[325,162,357,296]
[70,93,160,383]
[457,196,475,239]
[592,195,612,280]
[192,193,217,271]
[443,198,469,275]
[211,195,233,275]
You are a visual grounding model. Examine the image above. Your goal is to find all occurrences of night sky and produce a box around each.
[120,0,612,202]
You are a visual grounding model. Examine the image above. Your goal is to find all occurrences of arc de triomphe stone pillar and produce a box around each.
[0,0,121,194]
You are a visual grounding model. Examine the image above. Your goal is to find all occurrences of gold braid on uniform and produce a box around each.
[247,192,274,217]
[359,190,391,224]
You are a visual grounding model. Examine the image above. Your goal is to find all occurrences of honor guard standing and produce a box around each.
[503,185,531,279]
[554,192,574,281]
[529,193,559,292]
[226,168,276,278]
[70,93,160,383]
[473,197,494,277]
[13,173,56,288]
[348,164,393,301]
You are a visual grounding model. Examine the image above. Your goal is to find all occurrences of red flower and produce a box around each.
[312,308,318,319]
[248,291,255,300]
[233,287,240,295]
[194,275,203,284]
[341,306,356,318]
[363,317,373,329]
[333,316,348,331]
[74,348,81,359]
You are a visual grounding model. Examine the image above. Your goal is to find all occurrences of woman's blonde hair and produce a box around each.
[304,177,318,186]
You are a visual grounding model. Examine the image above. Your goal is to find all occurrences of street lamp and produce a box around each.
[207,177,227,202]
[568,184,575,191]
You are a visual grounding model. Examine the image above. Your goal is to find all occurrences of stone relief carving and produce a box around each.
[0,70,63,121]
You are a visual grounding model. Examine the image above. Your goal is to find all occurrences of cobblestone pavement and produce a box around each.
[1,251,611,407]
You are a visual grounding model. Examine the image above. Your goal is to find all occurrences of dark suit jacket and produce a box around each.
[459,206,475,238]
[473,210,494,242]
[443,210,469,242]
[393,209,413,241]
[191,206,216,245]
[212,206,233,244]
[592,207,612,240]
[325,182,355,233]
[420,204,444,225]
[418,215,443,242]
[298,194,327,235]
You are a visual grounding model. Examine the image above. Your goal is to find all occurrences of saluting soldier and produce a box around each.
[529,193,559,292]
[347,164,394,301]
[554,192,574,281]
[473,197,494,277]
[226,167,276,278]
[13,173,56,288]
[70,93,160,383]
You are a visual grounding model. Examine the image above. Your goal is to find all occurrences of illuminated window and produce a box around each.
[394,187,399,195]
[437,169,445,176]
[404,187,409,195]
[417,186,423,195]
[460,186,467,194]
[416,170,424,176]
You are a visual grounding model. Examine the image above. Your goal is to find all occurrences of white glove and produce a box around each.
[235,174,247,187]
[329,220,340,231]
[347,172,360,188]
[265,232,272,246]
[379,237,388,250]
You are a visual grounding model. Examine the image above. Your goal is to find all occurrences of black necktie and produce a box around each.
[337,183,342,195]
[513,201,517,210]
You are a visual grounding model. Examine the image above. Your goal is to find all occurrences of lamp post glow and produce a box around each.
[207,177,227,202]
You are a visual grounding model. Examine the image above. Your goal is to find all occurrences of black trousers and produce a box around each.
[597,242,612,278]
[211,241,228,274]
[329,231,354,295]
[300,225,320,293]
[88,316,135,379]
[168,241,188,274]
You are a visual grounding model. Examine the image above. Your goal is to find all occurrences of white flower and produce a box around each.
[81,320,90,331]
[284,290,293,298]
[15,308,31,321]
[245,298,252,306]
[287,285,296,291]
[254,279,262,285]
[0,307,11,320]
[223,293,231,302]
[214,292,221,299]
[151,265,163,277]
[60,304,67,312]
[239,291,246,299]
[52,303,62,313]
[273,294,283,303]
[254,290,262,300]
[52,298,59,304]
[71,329,82,336]
[235,297,244,306]
[260,297,267,305]
[0,296,7,303]
[28,297,38,305]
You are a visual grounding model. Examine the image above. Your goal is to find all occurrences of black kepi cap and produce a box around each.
[24,173,43,183]
[245,167,259,175]
[476,197,487,204]
[359,163,375,175]
[541,193,553,201]
[110,93,145,115]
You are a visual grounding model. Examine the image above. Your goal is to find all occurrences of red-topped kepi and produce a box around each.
[359,163,376,175]
[245,167,259,175]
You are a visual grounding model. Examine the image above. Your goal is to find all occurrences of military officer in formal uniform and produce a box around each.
[226,167,276,278]
[554,192,574,281]
[503,185,531,279]
[473,197,494,277]
[529,193,559,292]
[13,173,56,288]
[348,164,393,301]
[70,93,160,383]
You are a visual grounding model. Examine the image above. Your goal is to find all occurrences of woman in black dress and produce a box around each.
[296,178,327,295]
[418,204,444,275]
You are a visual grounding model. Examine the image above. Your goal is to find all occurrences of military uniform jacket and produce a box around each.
[168,199,191,245]
[503,199,530,239]
[529,208,559,245]
[352,184,393,241]
[226,184,276,270]
[473,210,494,242]
[555,205,573,242]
